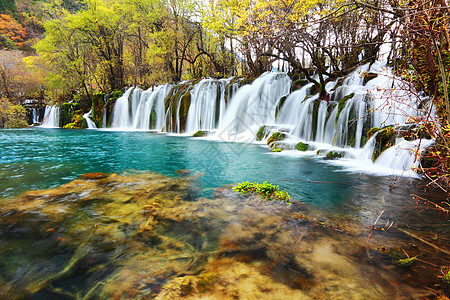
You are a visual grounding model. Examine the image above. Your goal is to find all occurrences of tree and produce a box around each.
[0,13,29,50]
[0,50,40,101]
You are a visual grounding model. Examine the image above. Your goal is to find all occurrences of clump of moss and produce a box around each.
[393,256,417,267]
[256,126,268,141]
[232,181,291,203]
[267,132,286,145]
[296,142,309,151]
[63,113,87,129]
[91,92,106,128]
[272,148,282,152]
[193,130,207,137]
[325,151,342,159]
[367,127,379,139]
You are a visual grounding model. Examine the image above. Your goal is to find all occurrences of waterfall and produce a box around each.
[111,85,172,130]
[31,108,40,124]
[83,110,97,129]
[185,78,231,134]
[41,105,60,128]
[104,62,434,176]
[215,72,291,141]
[375,138,434,172]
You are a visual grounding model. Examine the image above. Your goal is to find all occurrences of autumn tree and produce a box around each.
[0,50,41,101]
[0,14,29,50]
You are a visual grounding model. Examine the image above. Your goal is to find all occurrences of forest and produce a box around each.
[0,0,449,192]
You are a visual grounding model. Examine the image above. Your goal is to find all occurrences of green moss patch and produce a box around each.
[193,130,207,137]
[232,181,291,203]
[296,142,309,151]
[267,132,286,145]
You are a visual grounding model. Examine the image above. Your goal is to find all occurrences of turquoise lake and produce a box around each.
[0,128,448,299]
[0,128,430,220]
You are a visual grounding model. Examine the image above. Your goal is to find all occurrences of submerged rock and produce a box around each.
[175,169,191,175]
[80,172,109,179]
[0,172,446,299]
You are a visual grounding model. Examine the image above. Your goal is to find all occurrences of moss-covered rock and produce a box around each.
[193,130,207,137]
[275,96,287,118]
[311,99,320,138]
[296,142,309,151]
[164,82,193,133]
[325,151,343,160]
[91,92,106,128]
[367,127,379,140]
[325,102,337,125]
[335,93,355,126]
[100,90,123,128]
[272,148,282,152]
[331,78,345,92]
[63,114,87,129]
[267,132,286,146]
[363,72,378,85]
[372,126,396,161]
[59,103,83,128]
[291,79,309,92]
[256,126,269,141]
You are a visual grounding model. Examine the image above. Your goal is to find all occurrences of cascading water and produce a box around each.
[105,62,434,176]
[185,78,231,134]
[31,108,40,124]
[111,85,172,130]
[215,72,292,141]
[40,105,60,128]
[83,110,97,129]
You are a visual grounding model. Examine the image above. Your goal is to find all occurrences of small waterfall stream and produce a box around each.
[40,105,60,128]
[83,110,97,129]
[31,108,40,124]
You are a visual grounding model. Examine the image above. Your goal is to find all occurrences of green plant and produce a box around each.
[394,256,417,267]
[232,181,291,203]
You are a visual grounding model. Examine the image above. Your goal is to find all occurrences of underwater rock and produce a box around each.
[0,172,446,299]
[175,169,191,175]
[81,172,109,179]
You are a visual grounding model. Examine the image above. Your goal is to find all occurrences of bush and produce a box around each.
[4,104,28,128]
